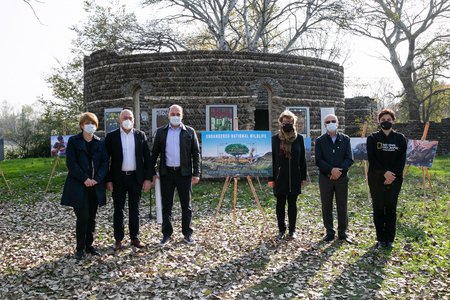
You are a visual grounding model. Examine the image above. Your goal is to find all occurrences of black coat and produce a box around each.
[270,134,307,196]
[315,132,354,178]
[61,133,109,208]
[150,123,201,177]
[104,128,152,186]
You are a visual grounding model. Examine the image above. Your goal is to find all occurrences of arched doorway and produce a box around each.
[254,85,272,130]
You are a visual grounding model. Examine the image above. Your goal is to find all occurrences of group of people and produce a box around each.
[61,105,406,260]
[61,105,200,260]
[269,108,406,250]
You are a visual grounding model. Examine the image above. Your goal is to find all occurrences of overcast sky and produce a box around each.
[0,0,401,111]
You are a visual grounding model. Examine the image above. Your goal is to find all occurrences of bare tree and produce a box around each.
[342,0,450,121]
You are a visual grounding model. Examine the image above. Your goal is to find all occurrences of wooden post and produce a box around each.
[233,176,239,226]
[247,176,269,233]
[45,156,60,194]
[212,176,232,227]
[0,164,12,194]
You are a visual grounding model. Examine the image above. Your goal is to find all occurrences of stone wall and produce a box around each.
[84,50,344,139]
[344,96,378,136]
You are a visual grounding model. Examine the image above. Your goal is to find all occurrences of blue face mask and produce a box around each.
[83,124,96,134]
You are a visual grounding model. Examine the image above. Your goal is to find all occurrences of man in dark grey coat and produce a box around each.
[315,114,354,243]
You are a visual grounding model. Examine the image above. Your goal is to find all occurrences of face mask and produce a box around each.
[281,123,294,132]
[83,124,96,134]
[326,122,338,132]
[169,116,182,126]
[380,121,393,130]
[122,119,134,130]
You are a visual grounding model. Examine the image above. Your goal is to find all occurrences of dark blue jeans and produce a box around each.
[73,188,98,251]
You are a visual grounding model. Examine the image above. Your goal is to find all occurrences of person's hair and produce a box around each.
[79,112,99,129]
[278,110,297,124]
[57,135,63,141]
[378,109,396,121]
[169,104,183,115]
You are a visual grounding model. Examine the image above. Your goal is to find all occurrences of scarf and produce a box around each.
[279,128,297,159]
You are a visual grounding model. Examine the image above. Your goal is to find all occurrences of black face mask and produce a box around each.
[282,123,294,132]
[380,121,393,130]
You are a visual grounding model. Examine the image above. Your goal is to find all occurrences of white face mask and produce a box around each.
[326,122,338,132]
[122,119,134,130]
[169,116,182,126]
[83,124,96,134]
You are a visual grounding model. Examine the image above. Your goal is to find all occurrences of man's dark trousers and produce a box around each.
[160,168,193,238]
[318,173,349,237]
[368,174,403,243]
[112,173,142,242]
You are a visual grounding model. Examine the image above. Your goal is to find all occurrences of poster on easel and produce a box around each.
[152,108,168,137]
[406,140,439,168]
[304,137,312,160]
[201,131,272,178]
[350,137,368,161]
[50,135,72,157]
[0,138,4,161]
[105,108,122,134]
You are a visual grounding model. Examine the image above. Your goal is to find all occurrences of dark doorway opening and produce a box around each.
[254,109,269,130]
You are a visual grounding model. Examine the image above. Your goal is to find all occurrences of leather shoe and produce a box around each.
[86,246,100,256]
[114,240,123,251]
[338,234,353,244]
[159,236,171,246]
[323,234,335,242]
[288,232,297,240]
[376,241,387,248]
[131,239,145,248]
[75,250,85,260]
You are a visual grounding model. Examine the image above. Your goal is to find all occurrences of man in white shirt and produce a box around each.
[105,109,152,251]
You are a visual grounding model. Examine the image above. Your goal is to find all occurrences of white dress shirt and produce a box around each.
[120,127,136,171]
[165,125,181,167]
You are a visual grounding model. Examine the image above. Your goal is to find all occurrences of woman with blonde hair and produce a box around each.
[269,110,308,240]
[61,112,109,260]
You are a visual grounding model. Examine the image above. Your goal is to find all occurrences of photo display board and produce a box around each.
[406,140,439,168]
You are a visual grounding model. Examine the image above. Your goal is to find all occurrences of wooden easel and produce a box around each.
[403,122,437,209]
[360,122,371,201]
[45,155,60,193]
[0,162,12,194]
[212,175,269,235]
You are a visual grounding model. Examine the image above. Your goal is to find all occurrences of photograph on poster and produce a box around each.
[206,105,236,131]
[406,140,439,168]
[152,108,169,136]
[104,108,122,134]
[201,131,272,178]
[350,137,368,161]
[304,137,312,160]
[0,138,4,161]
[287,107,310,137]
[50,135,72,157]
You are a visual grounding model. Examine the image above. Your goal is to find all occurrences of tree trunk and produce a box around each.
[398,70,421,121]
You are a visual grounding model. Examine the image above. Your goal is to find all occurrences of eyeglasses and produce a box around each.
[325,120,337,124]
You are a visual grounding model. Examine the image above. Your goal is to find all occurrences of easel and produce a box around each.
[0,162,12,194]
[403,122,438,209]
[45,155,60,193]
[360,122,371,201]
[212,175,269,236]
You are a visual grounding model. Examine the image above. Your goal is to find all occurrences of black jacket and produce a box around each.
[315,132,353,178]
[367,129,407,180]
[61,133,109,208]
[150,123,201,177]
[104,128,152,185]
[270,134,307,196]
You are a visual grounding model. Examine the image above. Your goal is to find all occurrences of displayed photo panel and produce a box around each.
[201,131,272,178]
[0,138,4,161]
[350,137,368,161]
[152,108,169,137]
[304,137,312,160]
[50,135,73,157]
[206,105,237,131]
[105,108,122,134]
[406,140,439,168]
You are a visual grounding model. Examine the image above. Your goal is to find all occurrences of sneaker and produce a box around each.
[288,232,297,240]
[277,231,285,241]
[323,234,335,242]
[184,235,195,245]
[338,234,353,244]
[159,236,172,246]
[75,250,85,260]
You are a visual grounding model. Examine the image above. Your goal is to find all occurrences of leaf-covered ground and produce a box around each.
[0,159,449,299]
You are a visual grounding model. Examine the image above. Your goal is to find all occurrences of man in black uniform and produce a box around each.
[367,109,407,249]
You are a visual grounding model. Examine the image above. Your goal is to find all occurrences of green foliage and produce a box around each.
[224,143,250,159]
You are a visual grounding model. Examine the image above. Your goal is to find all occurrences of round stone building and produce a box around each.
[84,50,344,138]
